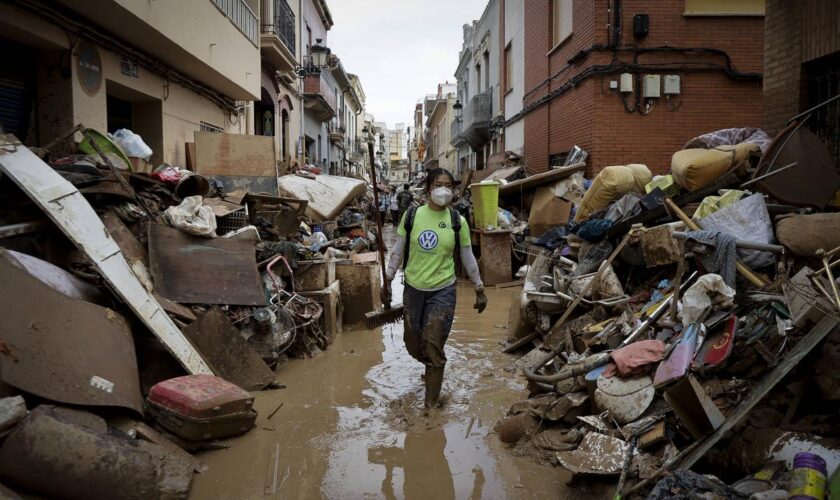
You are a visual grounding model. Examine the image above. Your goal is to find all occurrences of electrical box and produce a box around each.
[609,80,619,90]
[642,75,661,98]
[620,73,633,93]
[664,75,681,95]
[633,14,649,39]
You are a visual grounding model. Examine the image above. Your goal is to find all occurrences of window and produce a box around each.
[475,64,482,94]
[483,51,490,91]
[504,43,512,93]
[684,0,764,16]
[552,0,573,47]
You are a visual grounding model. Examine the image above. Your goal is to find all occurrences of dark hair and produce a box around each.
[403,183,409,190]
[424,168,455,193]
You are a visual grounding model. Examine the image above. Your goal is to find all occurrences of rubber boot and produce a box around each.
[424,365,445,409]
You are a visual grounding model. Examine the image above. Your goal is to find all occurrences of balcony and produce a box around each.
[463,90,492,149]
[211,0,258,46]
[260,0,297,73]
[450,119,466,147]
[329,123,346,147]
[303,69,337,122]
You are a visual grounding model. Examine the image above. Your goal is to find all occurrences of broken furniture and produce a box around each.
[471,228,513,286]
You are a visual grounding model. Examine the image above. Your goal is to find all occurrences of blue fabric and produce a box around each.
[576,219,614,242]
[534,225,571,249]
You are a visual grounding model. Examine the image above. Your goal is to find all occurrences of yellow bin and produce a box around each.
[470,181,501,230]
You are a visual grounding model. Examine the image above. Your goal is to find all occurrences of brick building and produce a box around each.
[519,0,765,175]
[764,0,840,170]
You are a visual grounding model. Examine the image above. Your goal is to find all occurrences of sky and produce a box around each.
[326,0,488,130]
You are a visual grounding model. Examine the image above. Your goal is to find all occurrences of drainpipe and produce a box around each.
[298,0,306,169]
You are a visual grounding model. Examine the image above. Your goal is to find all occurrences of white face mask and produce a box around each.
[430,187,453,206]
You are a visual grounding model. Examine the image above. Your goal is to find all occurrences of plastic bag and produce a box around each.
[679,274,735,327]
[698,193,776,268]
[112,129,153,161]
[498,208,515,229]
[164,195,217,237]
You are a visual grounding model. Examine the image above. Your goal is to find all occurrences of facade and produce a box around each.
[520,0,765,175]
[388,123,407,164]
[327,56,361,176]
[424,87,458,176]
[452,0,502,178]
[764,0,840,170]
[0,0,261,165]
[409,102,425,176]
[348,74,367,176]
[300,0,336,172]
[502,0,525,155]
[259,0,301,174]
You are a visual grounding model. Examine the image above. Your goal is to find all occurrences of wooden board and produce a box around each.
[0,134,211,375]
[194,132,276,178]
[148,223,267,306]
[499,163,585,196]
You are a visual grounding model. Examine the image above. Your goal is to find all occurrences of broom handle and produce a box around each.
[367,141,389,297]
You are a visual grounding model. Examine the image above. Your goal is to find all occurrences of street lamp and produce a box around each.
[453,100,463,121]
[311,38,331,69]
[295,38,331,79]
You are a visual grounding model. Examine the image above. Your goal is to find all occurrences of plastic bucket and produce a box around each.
[470,182,500,230]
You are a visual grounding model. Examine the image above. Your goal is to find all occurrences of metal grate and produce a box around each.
[217,206,249,235]
[210,0,259,46]
[261,0,296,54]
[200,121,224,133]
[805,54,840,171]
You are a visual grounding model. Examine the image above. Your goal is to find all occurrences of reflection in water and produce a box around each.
[369,427,456,500]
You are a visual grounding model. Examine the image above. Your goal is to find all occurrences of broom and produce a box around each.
[364,140,404,328]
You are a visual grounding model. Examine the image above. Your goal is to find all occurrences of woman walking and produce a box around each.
[384,168,487,409]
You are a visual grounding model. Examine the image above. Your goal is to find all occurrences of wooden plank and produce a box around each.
[498,163,585,196]
[477,230,512,286]
[194,132,276,178]
[677,316,840,470]
[0,134,211,375]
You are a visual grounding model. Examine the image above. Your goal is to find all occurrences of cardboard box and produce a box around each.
[293,259,336,292]
[663,374,725,440]
[129,157,153,174]
[528,186,572,237]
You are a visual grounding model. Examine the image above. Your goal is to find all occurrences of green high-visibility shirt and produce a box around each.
[397,205,472,291]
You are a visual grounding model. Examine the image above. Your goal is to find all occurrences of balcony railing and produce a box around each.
[450,119,466,147]
[303,68,338,120]
[211,0,258,46]
[463,90,492,131]
[261,0,295,54]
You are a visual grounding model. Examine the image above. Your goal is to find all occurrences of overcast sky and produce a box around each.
[326,0,488,129]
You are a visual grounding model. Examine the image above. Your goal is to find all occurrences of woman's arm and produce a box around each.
[386,235,406,281]
[459,245,484,291]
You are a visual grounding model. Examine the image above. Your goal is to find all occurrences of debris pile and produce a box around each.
[495,125,840,497]
[0,127,383,498]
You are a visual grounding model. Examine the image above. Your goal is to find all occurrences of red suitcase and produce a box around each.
[147,375,257,441]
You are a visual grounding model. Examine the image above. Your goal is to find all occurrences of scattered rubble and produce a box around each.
[0,127,384,498]
[489,120,840,497]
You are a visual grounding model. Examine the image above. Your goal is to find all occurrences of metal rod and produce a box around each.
[740,161,797,188]
[672,232,786,254]
[665,198,770,287]
[0,220,47,238]
[366,141,389,300]
[785,93,840,125]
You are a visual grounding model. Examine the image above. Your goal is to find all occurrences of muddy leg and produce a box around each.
[420,284,456,408]
[402,284,428,364]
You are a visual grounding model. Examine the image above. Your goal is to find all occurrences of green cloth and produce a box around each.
[398,205,471,290]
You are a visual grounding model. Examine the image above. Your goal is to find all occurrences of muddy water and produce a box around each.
[190,230,578,499]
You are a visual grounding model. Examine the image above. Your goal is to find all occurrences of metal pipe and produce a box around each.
[665,198,770,287]
[786,93,840,125]
[672,232,786,254]
[740,161,797,188]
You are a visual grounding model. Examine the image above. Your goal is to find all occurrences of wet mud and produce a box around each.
[189,228,588,499]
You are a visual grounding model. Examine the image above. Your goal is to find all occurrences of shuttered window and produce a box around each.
[552,0,573,47]
[684,0,765,16]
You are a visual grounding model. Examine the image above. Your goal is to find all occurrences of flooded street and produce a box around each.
[190,229,578,499]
